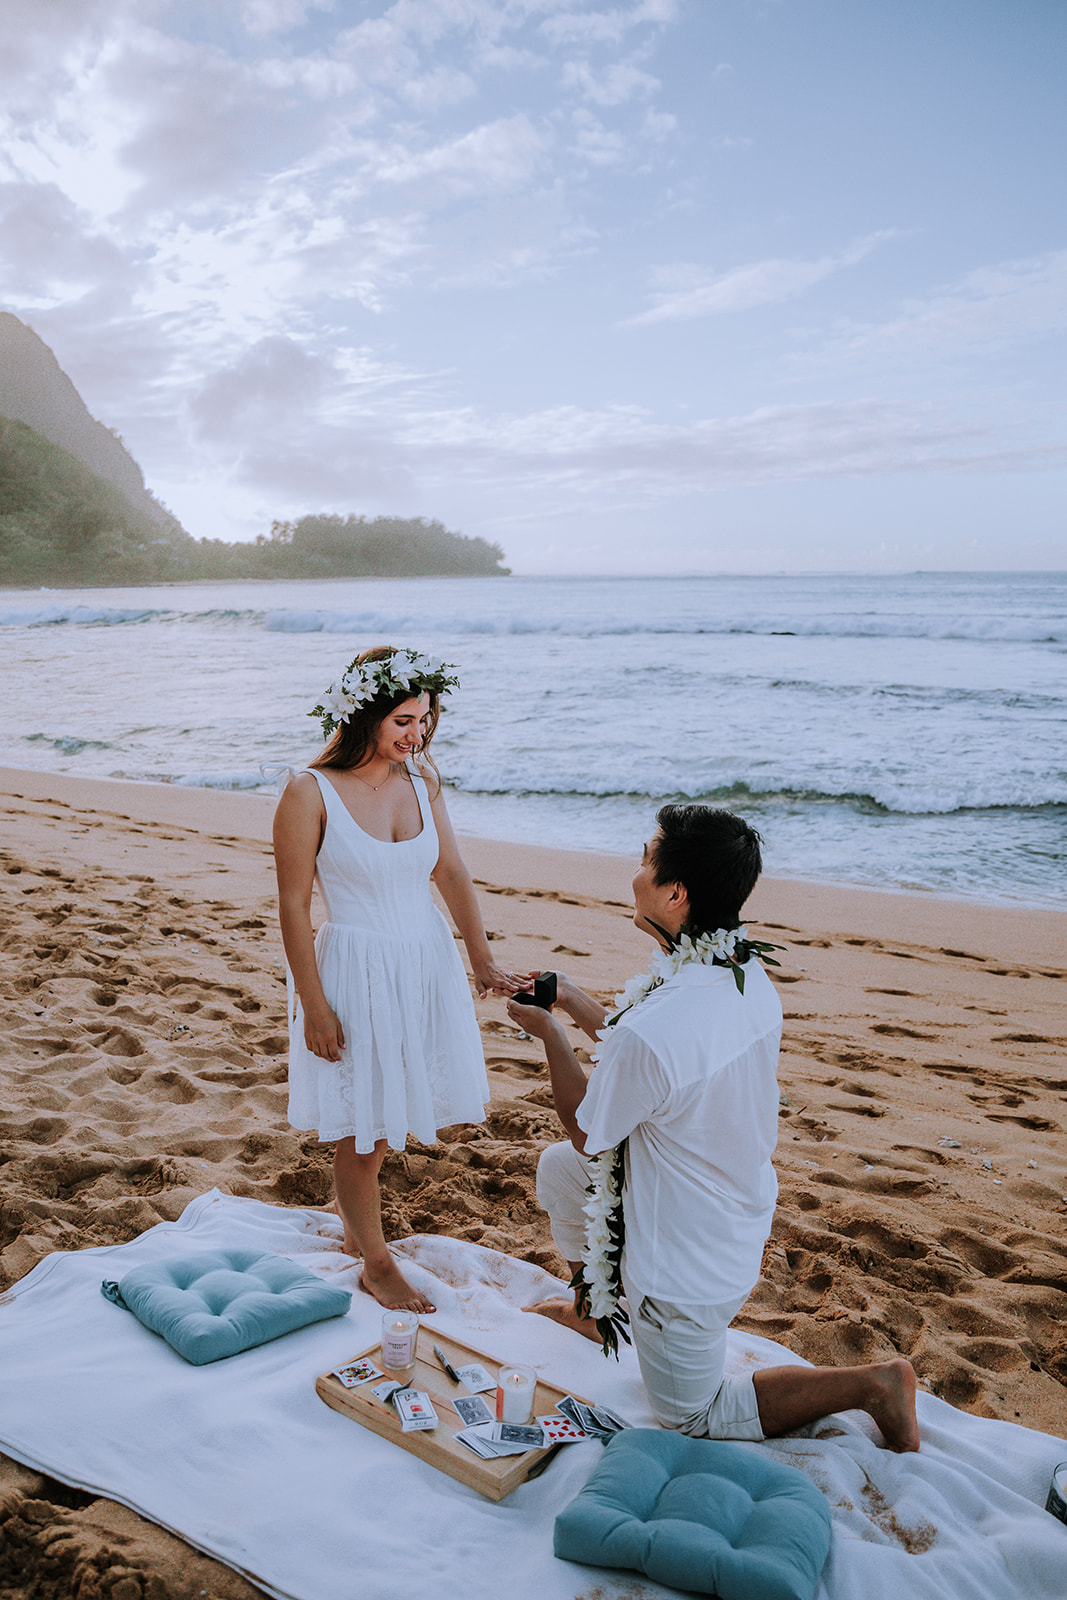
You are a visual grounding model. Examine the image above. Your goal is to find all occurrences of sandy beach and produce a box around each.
[1,766,1064,1599]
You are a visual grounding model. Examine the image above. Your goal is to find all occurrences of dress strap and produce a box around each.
[406,762,433,821]
[304,768,338,809]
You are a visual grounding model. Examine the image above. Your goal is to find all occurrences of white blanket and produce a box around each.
[0,1191,1064,1600]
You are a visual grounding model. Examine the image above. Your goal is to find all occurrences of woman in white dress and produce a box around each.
[274,646,525,1313]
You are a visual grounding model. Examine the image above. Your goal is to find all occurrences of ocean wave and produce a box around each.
[263,607,1067,645]
[2,597,1063,645]
[0,603,168,627]
[25,733,114,755]
[443,773,1067,818]
[103,768,274,790]
[172,771,275,791]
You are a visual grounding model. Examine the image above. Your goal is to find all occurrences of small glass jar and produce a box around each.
[495,1364,537,1425]
[380,1309,419,1379]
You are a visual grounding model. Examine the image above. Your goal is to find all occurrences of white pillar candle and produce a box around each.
[381,1310,418,1375]
[495,1365,536,1424]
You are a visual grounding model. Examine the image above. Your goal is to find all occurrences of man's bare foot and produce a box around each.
[866,1358,920,1453]
[358,1255,436,1314]
[524,1296,601,1344]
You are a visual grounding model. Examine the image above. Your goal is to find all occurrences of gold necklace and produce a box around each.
[350,766,392,792]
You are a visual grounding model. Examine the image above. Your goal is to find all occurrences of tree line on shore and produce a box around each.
[0,416,510,585]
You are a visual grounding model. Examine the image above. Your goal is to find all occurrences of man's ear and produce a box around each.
[667,881,689,922]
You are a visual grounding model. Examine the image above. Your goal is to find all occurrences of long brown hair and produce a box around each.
[310,646,443,794]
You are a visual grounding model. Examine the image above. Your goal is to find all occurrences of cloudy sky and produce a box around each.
[2,0,1065,573]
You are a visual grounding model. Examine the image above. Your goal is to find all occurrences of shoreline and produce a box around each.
[3,764,1064,926]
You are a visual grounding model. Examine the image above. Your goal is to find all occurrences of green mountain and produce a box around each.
[0,314,510,583]
[0,417,193,584]
[0,313,174,531]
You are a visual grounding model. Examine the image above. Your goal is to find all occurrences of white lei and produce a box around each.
[577,926,750,1353]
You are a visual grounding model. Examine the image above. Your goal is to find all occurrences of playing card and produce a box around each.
[493,1422,543,1449]
[394,1388,438,1432]
[454,1425,498,1459]
[453,1422,539,1458]
[452,1394,493,1427]
[587,1403,630,1433]
[557,1396,583,1429]
[538,1414,588,1443]
[332,1357,384,1388]
[454,1361,494,1394]
[370,1379,404,1405]
[558,1396,627,1441]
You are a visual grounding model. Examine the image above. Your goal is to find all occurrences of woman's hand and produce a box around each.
[303,1002,345,1062]
[471,959,535,999]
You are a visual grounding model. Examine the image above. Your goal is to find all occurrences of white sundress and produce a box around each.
[285,767,489,1151]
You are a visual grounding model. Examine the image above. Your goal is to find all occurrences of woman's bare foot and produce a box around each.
[525,1295,602,1344]
[866,1358,920,1453]
[359,1254,436,1314]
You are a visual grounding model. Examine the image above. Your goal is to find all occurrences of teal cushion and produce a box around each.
[101,1249,351,1365]
[554,1429,832,1600]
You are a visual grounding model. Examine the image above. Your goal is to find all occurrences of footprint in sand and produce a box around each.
[870,1023,937,1039]
[85,1025,146,1058]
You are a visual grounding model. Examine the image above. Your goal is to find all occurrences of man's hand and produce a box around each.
[552,974,608,1041]
[505,996,588,1149]
[505,997,563,1043]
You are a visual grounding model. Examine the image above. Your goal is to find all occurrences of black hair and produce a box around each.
[651,804,763,934]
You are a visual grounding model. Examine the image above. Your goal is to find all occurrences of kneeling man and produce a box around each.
[508,804,919,1452]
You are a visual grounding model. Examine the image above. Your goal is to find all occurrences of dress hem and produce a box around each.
[288,1105,489,1152]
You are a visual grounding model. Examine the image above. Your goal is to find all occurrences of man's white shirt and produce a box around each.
[576,958,782,1307]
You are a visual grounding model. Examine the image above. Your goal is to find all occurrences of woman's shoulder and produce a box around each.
[277,768,327,810]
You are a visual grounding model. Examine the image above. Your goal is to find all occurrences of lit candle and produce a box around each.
[496,1365,536,1425]
[381,1309,418,1376]
[1048,1461,1067,1525]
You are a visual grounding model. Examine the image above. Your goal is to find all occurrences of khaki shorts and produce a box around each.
[535,1141,764,1441]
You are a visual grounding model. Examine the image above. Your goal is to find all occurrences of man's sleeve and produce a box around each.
[576,1024,669,1154]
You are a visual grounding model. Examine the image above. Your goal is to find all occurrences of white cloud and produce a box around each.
[357,115,546,192]
[625,232,900,325]
[0,182,131,297]
[569,108,628,166]
[240,0,335,35]
[561,57,659,105]
[162,354,1067,536]
[382,395,1064,495]
[541,0,678,48]
[189,336,337,437]
[809,248,1067,367]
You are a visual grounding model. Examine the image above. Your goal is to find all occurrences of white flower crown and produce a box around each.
[309,647,460,739]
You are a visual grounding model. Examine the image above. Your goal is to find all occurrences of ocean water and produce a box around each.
[1,572,1064,908]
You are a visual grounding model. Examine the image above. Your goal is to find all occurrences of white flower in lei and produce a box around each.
[309,647,460,738]
[574,922,784,1358]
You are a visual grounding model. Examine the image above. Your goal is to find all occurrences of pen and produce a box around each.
[433,1343,461,1383]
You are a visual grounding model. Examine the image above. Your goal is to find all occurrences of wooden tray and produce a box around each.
[316,1327,588,1501]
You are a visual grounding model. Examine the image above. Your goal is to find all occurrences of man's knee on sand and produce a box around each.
[536,1140,590,1262]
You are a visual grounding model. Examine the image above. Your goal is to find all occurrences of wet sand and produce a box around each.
[1,767,1064,1599]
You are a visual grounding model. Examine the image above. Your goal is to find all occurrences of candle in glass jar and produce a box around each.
[496,1365,536,1424]
[1047,1462,1067,1525]
[381,1310,418,1375]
